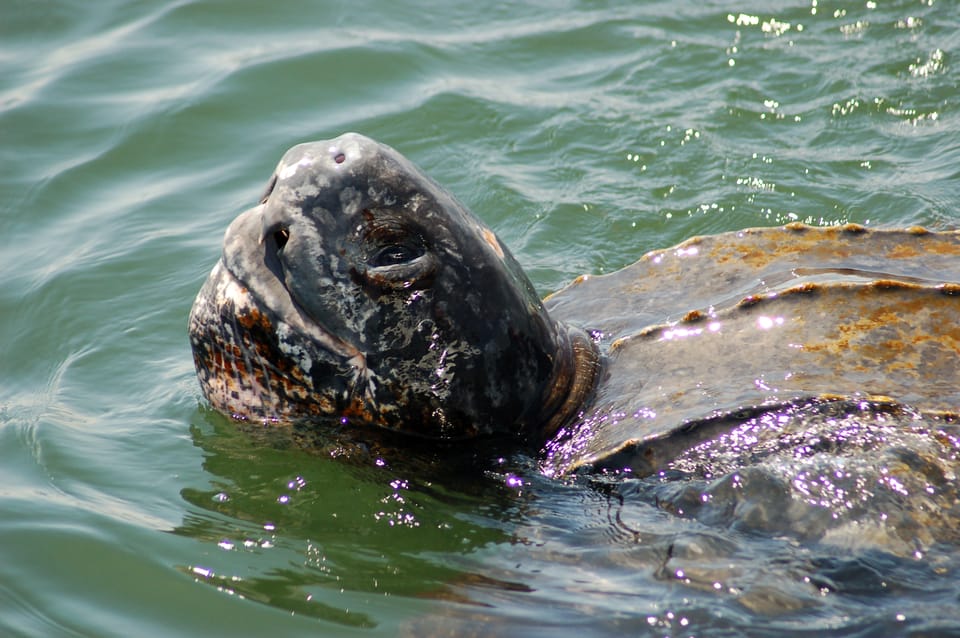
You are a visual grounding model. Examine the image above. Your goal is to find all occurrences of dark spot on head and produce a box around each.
[334,153,346,164]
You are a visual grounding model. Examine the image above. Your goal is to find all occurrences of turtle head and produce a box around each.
[189,133,598,441]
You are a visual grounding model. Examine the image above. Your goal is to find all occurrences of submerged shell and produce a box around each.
[542,224,960,476]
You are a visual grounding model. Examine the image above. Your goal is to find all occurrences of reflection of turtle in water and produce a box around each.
[189,133,960,551]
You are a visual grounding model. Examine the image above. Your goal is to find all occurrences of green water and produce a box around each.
[2,1,958,635]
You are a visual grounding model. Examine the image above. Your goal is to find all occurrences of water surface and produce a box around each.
[2,1,959,635]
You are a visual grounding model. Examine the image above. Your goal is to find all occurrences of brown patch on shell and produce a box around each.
[841,222,867,233]
[779,282,820,296]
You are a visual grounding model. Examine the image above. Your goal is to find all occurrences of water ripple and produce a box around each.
[2,0,960,635]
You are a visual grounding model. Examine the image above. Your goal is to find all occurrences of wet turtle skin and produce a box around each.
[189,133,960,553]
[542,224,960,474]
[189,133,595,443]
[540,223,960,554]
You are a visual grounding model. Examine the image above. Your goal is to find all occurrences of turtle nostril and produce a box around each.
[274,228,289,251]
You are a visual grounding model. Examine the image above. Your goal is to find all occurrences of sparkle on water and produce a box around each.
[2,0,959,636]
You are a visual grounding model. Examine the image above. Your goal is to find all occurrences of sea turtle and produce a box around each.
[189,134,960,530]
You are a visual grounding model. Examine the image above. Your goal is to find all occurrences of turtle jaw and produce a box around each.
[188,260,293,422]
[188,259,352,423]
[189,206,366,424]
[535,323,602,443]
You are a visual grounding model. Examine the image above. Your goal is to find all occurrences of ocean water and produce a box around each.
[1,1,959,636]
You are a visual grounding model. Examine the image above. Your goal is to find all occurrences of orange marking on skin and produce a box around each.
[481,227,504,259]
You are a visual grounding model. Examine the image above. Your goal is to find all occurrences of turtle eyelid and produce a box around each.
[370,243,424,268]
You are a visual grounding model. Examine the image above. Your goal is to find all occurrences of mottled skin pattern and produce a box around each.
[189,133,597,441]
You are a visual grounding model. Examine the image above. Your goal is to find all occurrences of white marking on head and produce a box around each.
[276,322,313,373]
[278,156,314,180]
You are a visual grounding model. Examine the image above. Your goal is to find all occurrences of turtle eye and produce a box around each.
[357,213,436,288]
[371,243,424,267]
